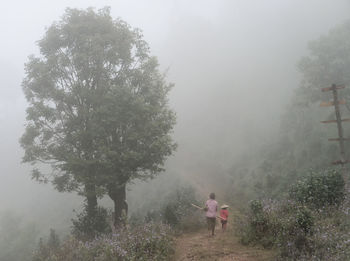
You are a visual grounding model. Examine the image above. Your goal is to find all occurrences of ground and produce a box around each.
[173,211,275,261]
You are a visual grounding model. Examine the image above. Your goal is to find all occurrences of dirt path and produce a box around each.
[173,214,275,261]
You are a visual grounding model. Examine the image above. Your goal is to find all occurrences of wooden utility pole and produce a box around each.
[332,84,346,164]
[321,84,348,166]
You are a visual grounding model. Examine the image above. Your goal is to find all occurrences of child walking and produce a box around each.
[205,193,218,236]
[220,204,229,232]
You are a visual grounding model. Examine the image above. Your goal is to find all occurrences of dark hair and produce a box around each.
[209,193,215,199]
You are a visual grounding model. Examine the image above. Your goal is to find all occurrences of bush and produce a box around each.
[71,206,111,240]
[238,194,350,260]
[278,209,350,261]
[249,200,268,233]
[290,169,345,208]
[131,185,204,232]
[160,186,204,231]
[32,223,174,261]
[239,200,269,245]
[238,199,314,249]
[295,206,314,233]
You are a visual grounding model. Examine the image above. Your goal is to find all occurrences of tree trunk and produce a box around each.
[85,183,98,218]
[108,183,128,227]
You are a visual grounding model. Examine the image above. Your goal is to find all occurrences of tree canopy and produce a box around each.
[298,20,350,103]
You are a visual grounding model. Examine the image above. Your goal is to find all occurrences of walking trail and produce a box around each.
[173,211,275,261]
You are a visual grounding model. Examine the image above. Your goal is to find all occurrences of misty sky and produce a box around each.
[0,0,349,220]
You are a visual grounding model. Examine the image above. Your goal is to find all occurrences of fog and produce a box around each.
[0,0,349,241]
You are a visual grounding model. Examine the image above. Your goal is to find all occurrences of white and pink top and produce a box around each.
[205,199,218,218]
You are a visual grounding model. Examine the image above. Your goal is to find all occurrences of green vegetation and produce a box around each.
[129,185,204,232]
[159,186,204,232]
[231,20,350,260]
[2,3,348,261]
[30,183,200,261]
[290,169,345,208]
[298,20,350,103]
[237,169,350,260]
[72,206,111,240]
[32,223,174,261]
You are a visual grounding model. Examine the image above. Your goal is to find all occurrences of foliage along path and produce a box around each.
[173,210,275,261]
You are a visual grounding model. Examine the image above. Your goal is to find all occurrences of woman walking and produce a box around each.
[205,192,218,236]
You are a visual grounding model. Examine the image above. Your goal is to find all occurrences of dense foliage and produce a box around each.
[240,199,315,248]
[130,185,204,232]
[232,20,350,260]
[239,197,350,260]
[238,169,350,260]
[290,169,345,208]
[298,20,350,103]
[32,223,174,261]
[72,206,111,240]
[161,186,204,231]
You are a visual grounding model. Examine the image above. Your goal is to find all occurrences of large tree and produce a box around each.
[20,7,176,227]
[298,20,350,103]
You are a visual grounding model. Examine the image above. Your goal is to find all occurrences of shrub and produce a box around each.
[278,210,350,261]
[239,195,350,260]
[295,206,314,233]
[32,223,174,261]
[243,200,269,244]
[132,185,204,232]
[290,169,345,208]
[71,206,111,240]
[238,199,314,249]
[249,200,267,230]
[161,186,204,231]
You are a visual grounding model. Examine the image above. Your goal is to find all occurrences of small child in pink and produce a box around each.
[220,204,229,232]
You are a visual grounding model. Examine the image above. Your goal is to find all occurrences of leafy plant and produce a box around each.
[290,169,345,208]
[161,186,204,231]
[71,205,111,240]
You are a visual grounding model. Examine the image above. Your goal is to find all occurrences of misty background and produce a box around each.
[0,0,349,241]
